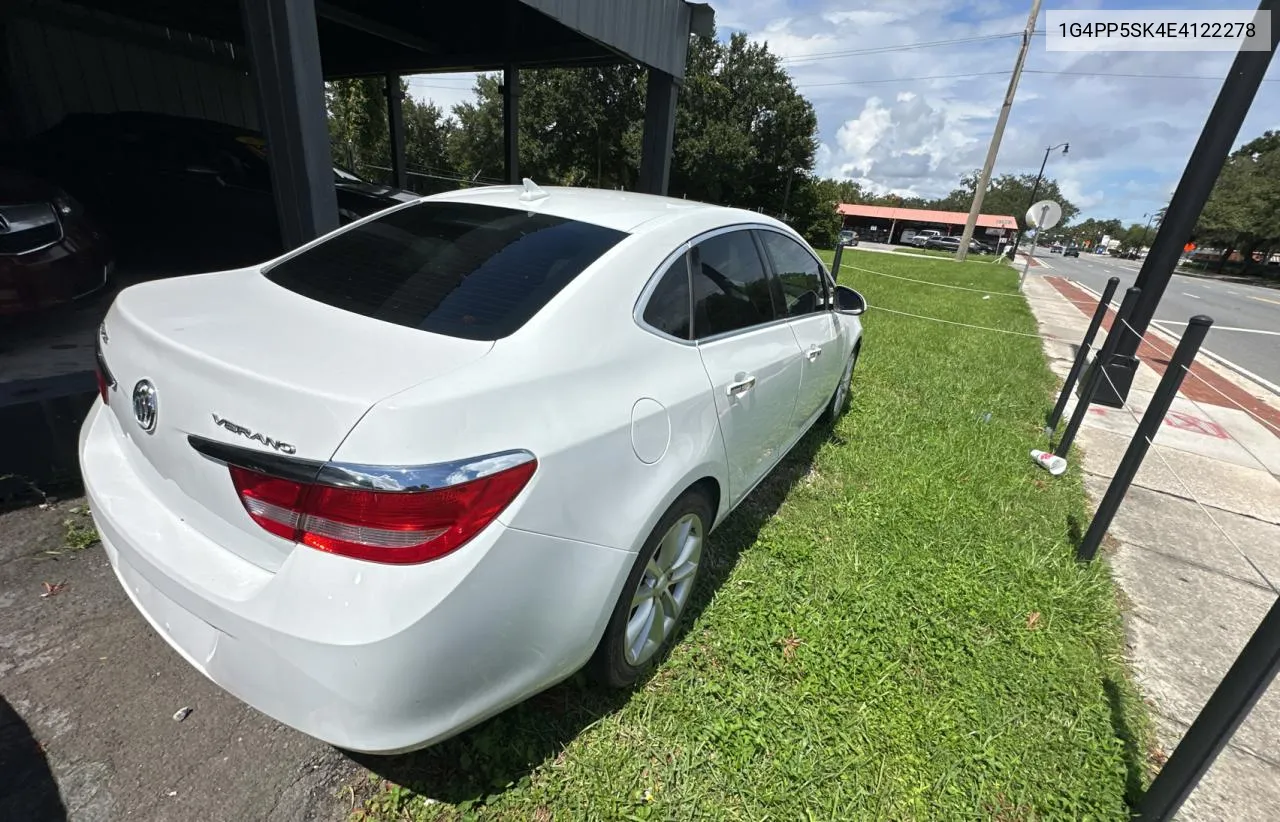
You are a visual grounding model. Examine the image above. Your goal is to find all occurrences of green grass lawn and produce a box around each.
[354,250,1148,822]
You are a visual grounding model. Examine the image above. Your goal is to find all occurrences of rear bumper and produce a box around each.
[79,401,632,754]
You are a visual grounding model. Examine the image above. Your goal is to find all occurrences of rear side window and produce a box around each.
[264,202,626,341]
[690,230,778,338]
[642,255,692,340]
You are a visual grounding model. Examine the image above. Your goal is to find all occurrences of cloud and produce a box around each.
[737,0,1280,222]
[403,0,1280,224]
[829,92,985,195]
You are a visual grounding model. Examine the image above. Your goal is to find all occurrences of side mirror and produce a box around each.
[834,285,866,315]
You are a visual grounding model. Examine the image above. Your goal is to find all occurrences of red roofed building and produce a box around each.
[837,203,1018,246]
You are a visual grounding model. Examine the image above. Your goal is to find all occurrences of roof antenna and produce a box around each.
[519,178,549,202]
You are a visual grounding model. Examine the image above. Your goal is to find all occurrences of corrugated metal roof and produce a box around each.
[519,0,707,79]
[838,203,1018,230]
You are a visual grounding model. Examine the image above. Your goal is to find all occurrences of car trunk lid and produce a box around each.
[97,269,493,570]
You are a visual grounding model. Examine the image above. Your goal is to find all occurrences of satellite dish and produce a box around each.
[1026,200,1062,231]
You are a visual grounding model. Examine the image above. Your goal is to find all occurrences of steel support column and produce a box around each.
[638,69,678,196]
[1101,0,1277,403]
[386,72,407,190]
[240,0,338,250]
[502,64,520,184]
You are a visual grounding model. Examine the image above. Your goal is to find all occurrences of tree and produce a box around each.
[327,78,454,189]
[669,32,819,222]
[1070,217,1123,247]
[326,78,388,172]
[403,99,454,187]
[1197,130,1280,273]
[930,172,1079,231]
[449,65,649,188]
[448,74,505,183]
[1117,222,1151,252]
[442,31,828,241]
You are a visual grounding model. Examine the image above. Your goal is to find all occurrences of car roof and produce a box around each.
[424,184,790,234]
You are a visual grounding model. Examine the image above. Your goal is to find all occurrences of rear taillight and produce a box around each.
[228,458,536,565]
[94,368,110,404]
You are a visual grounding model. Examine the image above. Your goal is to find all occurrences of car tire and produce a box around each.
[589,488,713,689]
[821,344,860,424]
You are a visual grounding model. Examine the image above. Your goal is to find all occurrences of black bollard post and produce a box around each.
[1046,276,1120,433]
[1138,593,1280,821]
[832,243,845,282]
[1054,286,1141,459]
[1076,315,1213,562]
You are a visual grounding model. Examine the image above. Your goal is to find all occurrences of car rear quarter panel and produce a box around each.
[329,222,735,556]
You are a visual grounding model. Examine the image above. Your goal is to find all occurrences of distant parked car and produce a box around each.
[1063,246,1080,258]
[82,185,868,755]
[911,229,943,248]
[1050,243,1064,254]
[837,229,859,247]
[0,167,113,316]
[21,112,419,271]
[925,235,990,255]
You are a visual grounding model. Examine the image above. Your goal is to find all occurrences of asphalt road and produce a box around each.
[0,500,362,822]
[1034,251,1280,393]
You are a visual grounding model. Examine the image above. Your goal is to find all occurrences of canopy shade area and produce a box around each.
[4,0,714,247]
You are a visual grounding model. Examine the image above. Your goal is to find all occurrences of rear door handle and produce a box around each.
[806,345,822,361]
[727,376,756,396]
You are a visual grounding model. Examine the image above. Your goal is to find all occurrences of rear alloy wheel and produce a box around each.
[590,490,711,688]
[823,345,859,423]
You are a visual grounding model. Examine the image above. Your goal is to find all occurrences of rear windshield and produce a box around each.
[264,201,626,341]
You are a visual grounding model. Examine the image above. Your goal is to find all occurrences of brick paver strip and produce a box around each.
[1044,275,1280,434]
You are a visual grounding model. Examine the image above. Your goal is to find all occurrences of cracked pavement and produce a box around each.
[0,499,362,822]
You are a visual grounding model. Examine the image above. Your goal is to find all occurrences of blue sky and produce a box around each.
[408,0,1279,225]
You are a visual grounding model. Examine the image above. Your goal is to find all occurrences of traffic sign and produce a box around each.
[1026,200,1062,231]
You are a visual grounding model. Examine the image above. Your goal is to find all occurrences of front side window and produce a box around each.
[264,201,626,341]
[690,230,779,338]
[759,230,827,317]
[642,254,692,340]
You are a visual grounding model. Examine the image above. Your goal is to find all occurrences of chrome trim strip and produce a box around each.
[0,202,64,256]
[188,434,535,493]
[189,435,325,484]
[317,449,536,492]
[632,222,835,347]
[632,240,694,345]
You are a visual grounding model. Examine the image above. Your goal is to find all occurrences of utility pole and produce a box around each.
[956,0,1042,261]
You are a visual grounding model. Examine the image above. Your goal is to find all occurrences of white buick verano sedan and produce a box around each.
[80,183,866,754]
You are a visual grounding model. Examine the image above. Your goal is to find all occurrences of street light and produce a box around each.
[1022,142,1068,249]
[1139,211,1157,254]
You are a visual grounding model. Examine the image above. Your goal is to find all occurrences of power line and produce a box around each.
[794,67,1280,90]
[1025,69,1280,82]
[797,70,1010,88]
[406,77,477,89]
[780,32,1025,64]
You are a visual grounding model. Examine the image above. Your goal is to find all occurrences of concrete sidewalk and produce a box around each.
[1023,272,1280,821]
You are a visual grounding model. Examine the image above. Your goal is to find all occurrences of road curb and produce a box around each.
[1061,278,1280,418]
[1069,279,1280,405]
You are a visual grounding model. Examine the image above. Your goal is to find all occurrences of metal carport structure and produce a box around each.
[3,0,714,250]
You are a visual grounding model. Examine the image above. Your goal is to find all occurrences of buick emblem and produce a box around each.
[132,380,158,433]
